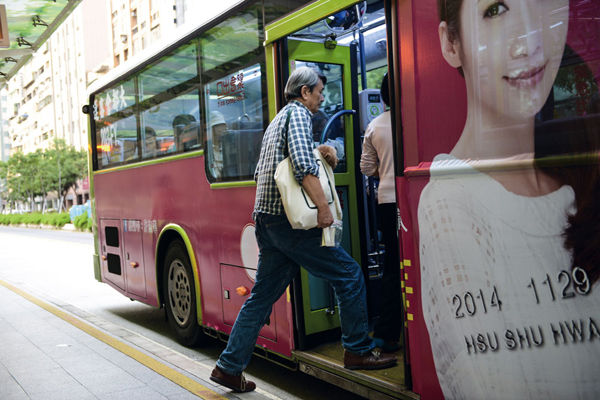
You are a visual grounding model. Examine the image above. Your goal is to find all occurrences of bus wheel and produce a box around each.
[163,241,204,346]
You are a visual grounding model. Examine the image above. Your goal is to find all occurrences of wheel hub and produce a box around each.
[167,259,192,326]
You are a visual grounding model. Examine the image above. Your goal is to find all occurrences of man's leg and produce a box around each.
[289,237,373,354]
[216,216,298,376]
[268,221,396,369]
[263,216,373,354]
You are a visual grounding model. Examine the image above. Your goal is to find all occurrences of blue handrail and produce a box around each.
[320,109,356,144]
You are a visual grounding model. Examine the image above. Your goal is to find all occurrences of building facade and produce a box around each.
[5,3,99,154]
[109,0,179,67]
[0,88,8,162]
[2,0,198,209]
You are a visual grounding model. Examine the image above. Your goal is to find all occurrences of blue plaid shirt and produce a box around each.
[253,100,319,217]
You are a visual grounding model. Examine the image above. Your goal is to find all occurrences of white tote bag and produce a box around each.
[274,148,342,230]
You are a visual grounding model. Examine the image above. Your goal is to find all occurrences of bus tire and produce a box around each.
[163,241,204,346]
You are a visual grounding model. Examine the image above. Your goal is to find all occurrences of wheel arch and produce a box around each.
[156,224,203,325]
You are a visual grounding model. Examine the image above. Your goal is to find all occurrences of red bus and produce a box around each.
[85,0,600,398]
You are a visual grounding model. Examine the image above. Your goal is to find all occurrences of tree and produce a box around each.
[9,152,41,211]
[46,139,88,212]
[0,140,88,213]
[0,160,7,211]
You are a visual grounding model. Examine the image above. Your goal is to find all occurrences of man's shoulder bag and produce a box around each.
[274,109,342,230]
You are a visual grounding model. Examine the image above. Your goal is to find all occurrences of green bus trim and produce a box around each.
[156,224,203,325]
[86,115,102,282]
[265,43,279,120]
[210,180,256,189]
[93,150,204,175]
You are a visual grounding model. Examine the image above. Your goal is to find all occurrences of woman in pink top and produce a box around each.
[360,73,401,352]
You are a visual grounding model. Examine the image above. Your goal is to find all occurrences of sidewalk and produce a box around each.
[0,281,223,400]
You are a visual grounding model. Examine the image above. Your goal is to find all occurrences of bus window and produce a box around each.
[201,6,266,182]
[200,8,260,73]
[93,77,137,168]
[295,61,347,172]
[138,41,201,158]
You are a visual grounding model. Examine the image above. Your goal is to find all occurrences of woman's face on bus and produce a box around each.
[443,0,569,120]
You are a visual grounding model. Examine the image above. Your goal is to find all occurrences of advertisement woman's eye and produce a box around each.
[483,2,509,18]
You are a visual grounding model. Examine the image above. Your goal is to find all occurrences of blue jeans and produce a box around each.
[216,213,374,375]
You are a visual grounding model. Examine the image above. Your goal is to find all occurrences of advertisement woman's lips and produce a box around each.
[503,64,546,88]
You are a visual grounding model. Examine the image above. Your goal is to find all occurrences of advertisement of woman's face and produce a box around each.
[444,0,569,123]
[413,1,600,399]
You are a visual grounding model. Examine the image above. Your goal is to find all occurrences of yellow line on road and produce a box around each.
[0,279,227,400]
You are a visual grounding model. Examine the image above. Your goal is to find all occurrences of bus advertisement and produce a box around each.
[84,0,600,399]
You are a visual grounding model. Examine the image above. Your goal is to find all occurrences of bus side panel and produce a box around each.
[399,1,600,399]
[94,155,295,357]
[396,0,456,397]
[397,174,442,400]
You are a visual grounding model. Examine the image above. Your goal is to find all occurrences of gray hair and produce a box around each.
[284,66,327,102]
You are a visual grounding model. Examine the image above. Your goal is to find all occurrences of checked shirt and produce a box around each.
[253,100,319,217]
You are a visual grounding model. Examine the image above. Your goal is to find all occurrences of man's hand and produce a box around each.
[317,204,334,228]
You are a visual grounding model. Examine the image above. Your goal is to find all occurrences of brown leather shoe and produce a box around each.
[343,349,397,370]
[210,366,256,393]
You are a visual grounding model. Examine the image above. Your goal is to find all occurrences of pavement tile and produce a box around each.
[10,365,83,395]
[0,363,29,400]
[166,392,207,400]
[29,385,98,400]
[1,348,58,374]
[67,367,146,396]
[96,386,170,400]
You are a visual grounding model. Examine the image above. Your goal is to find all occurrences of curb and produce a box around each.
[1,223,90,233]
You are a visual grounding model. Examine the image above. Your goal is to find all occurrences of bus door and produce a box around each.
[283,39,366,342]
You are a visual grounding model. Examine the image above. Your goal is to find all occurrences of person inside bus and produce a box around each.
[418,0,600,398]
[172,113,197,151]
[359,72,401,353]
[210,66,397,393]
[207,111,227,179]
[143,126,159,158]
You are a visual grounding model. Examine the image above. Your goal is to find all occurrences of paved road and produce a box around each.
[0,226,363,399]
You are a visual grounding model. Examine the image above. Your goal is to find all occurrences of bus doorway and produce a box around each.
[265,1,409,398]
[285,39,362,340]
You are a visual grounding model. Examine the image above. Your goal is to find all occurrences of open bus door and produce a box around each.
[265,2,413,399]
[284,38,367,343]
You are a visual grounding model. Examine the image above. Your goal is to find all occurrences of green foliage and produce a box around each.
[0,212,70,227]
[72,212,93,232]
[73,213,92,231]
[22,213,42,225]
[47,213,71,227]
[0,139,88,212]
[358,66,388,92]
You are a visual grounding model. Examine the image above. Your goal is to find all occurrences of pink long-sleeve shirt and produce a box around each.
[360,111,396,204]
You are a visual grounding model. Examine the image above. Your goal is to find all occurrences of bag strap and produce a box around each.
[282,108,293,158]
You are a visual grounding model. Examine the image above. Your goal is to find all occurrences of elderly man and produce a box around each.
[210,67,397,393]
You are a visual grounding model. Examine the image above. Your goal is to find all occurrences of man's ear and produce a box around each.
[300,85,310,101]
[439,21,462,68]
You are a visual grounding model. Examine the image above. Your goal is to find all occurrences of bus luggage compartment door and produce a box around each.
[99,219,125,291]
[122,219,147,298]
[220,263,277,341]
